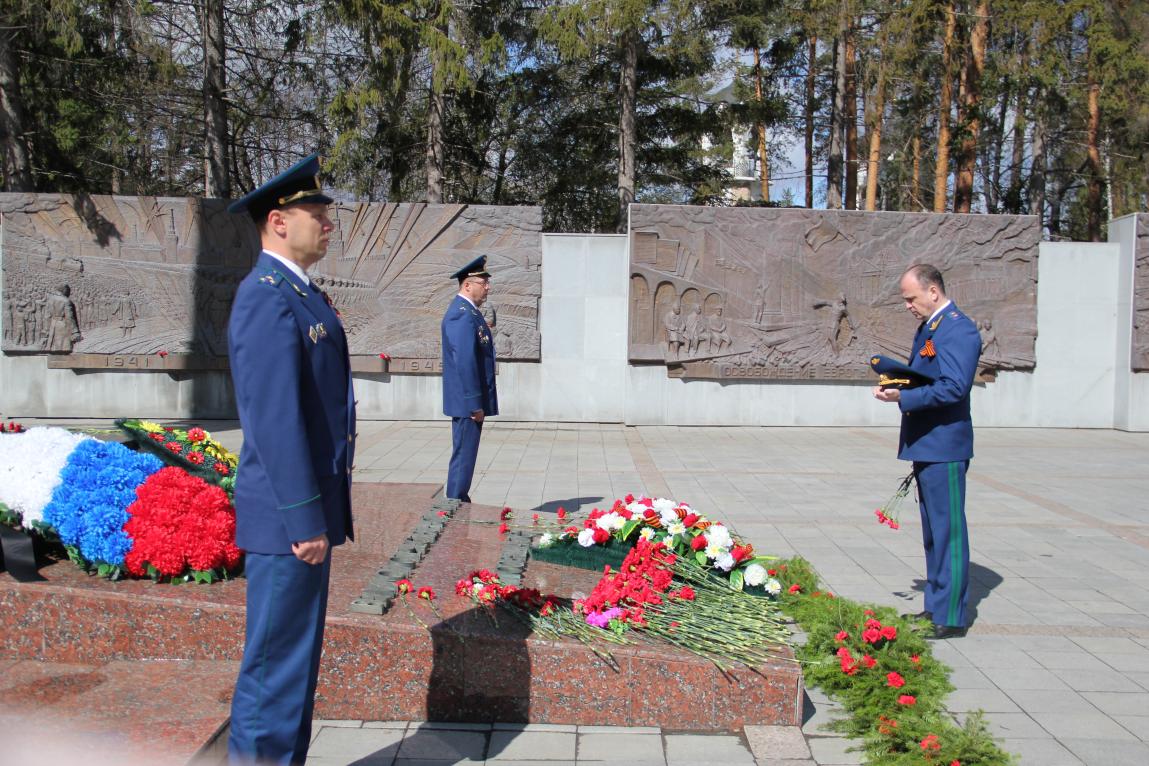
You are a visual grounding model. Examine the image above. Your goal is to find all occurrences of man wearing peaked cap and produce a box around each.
[225,153,356,765]
[873,264,981,641]
[441,254,498,503]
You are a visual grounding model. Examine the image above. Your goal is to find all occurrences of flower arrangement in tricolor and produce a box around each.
[536,494,781,594]
[875,471,915,531]
[0,426,93,531]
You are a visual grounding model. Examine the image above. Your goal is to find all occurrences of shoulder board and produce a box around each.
[949,310,961,319]
[257,270,282,287]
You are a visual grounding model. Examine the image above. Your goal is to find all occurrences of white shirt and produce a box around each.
[457,293,477,309]
[263,249,310,287]
[927,300,952,326]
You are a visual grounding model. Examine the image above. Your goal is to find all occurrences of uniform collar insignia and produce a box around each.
[929,313,944,331]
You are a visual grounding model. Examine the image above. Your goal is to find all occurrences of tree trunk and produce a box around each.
[1086,68,1104,241]
[1029,102,1045,221]
[805,35,816,208]
[1006,80,1027,213]
[0,28,34,191]
[912,131,922,210]
[616,26,638,232]
[827,34,844,209]
[754,47,769,203]
[843,16,857,210]
[933,1,956,213]
[864,29,888,211]
[425,3,449,204]
[953,0,988,214]
[202,0,230,198]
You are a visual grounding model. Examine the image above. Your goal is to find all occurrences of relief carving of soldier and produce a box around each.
[44,284,82,353]
[685,304,708,356]
[663,302,685,360]
[708,306,732,354]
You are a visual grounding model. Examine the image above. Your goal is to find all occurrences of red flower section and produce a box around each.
[835,630,850,643]
[149,433,165,442]
[396,578,414,594]
[886,671,906,688]
[123,467,242,578]
[920,734,941,752]
[498,522,510,534]
[788,583,802,594]
[187,427,207,443]
[897,694,917,706]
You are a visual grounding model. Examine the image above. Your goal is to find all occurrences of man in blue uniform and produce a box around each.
[873,264,981,640]
[226,153,355,764]
[441,255,498,503]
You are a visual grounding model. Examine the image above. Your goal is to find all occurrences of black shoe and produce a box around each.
[928,624,968,640]
[901,610,933,622]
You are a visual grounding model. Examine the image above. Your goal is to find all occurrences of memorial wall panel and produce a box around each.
[1133,213,1149,372]
[628,205,1040,380]
[0,195,542,368]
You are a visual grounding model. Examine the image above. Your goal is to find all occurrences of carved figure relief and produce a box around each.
[1,195,542,367]
[1133,214,1149,372]
[628,205,1039,380]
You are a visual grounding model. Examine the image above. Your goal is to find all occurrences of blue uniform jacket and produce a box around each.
[897,302,982,463]
[441,294,498,417]
[228,251,355,554]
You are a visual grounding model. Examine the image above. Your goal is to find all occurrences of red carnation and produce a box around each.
[149,433,165,442]
[920,734,941,752]
[498,522,509,534]
[123,467,242,578]
[396,579,414,594]
[556,508,566,520]
[788,583,802,594]
[592,527,610,544]
[417,586,436,601]
[690,534,707,551]
[834,630,849,643]
[861,654,877,669]
[881,625,898,641]
[682,513,700,527]
[862,628,882,644]
[898,695,916,706]
[886,672,906,688]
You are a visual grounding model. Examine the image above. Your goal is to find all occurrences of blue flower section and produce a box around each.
[43,440,163,566]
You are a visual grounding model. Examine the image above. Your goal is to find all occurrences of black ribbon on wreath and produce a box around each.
[0,524,45,582]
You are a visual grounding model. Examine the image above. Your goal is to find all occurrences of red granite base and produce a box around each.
[0,483,803,732]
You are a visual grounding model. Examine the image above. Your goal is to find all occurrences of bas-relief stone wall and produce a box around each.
[0,194,542,366]
[628,205,1040,380]
[1133,214,1149,371]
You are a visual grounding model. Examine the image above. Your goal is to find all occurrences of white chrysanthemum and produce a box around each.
[714,552,736,571]
[651,497,677,514]
[661,534,676,547]
[639,527,656,541]
[0,427,92,528]
[595,511,626,532]
[539,532,556,548]
[577,528,598,547]
[764,579,782,596]
[706,524,733,549]
[626,501,650,516]
[743,563,767,587]
[704,542,726,560]
[667,521,686,536]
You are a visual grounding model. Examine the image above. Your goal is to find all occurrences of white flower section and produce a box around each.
[594,511,626,532]
[626,501,650,516]
[704,542,726,560]
[714,552,736,571]
[666,521,686,537]
[639,527,656,541]
[705,524,733,550]
[764,578,782,596]
[539,532,556,548]
[743,563,767,587]
[577,528,598,547]
[0,427,92,528]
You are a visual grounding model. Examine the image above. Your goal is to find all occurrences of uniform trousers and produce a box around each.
[447,416,483,502]
[229,552,331,765]
[913,460,970,628]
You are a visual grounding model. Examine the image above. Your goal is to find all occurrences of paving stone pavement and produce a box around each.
[36,419,1149,765]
